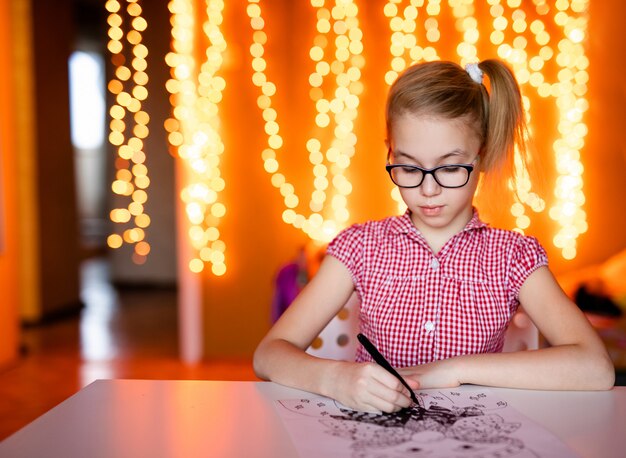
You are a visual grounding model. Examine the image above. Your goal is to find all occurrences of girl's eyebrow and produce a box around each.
[389,150,415,162]
[390,148,470,163]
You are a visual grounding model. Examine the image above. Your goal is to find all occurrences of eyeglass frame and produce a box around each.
[385,149,479,189]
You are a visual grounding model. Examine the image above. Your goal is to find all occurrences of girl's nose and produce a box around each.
[420,173,441,196]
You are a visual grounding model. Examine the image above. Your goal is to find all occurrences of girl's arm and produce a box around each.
[399,266,615,390]
[254,255,417,412]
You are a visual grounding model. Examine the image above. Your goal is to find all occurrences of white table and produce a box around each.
[0,380,624,457]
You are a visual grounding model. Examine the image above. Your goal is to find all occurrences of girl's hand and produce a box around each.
[326,361,419,413]
[398,358,462,389]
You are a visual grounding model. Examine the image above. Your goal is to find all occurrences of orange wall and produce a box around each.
[0,0,21,367]
[582,0,626,269]
[199,1,626,358]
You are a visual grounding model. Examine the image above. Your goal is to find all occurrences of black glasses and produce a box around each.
[386,151,477,189]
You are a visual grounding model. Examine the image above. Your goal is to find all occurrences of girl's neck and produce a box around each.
[419,230,454,255]
[410,209,473,255]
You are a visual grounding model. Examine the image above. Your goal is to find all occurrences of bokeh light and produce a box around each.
[247,0,364,243]
[106,0,152,263]
[165,0,227,275]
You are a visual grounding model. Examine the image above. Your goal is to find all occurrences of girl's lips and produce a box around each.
[419,205,444,216]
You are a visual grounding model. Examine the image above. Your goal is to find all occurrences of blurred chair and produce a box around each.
[306,292,360,361]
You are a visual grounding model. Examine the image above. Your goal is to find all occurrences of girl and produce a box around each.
[253,59,615,414]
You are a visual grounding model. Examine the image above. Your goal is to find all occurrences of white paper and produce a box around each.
[275,388,577,457]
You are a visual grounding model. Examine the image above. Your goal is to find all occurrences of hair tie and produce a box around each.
[465,63,483,85]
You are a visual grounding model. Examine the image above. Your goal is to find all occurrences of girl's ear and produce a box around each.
[384,138,390,150]
[476,146,485,171]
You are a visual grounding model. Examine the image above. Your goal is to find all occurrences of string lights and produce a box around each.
[105,0,152,265]
[383,0,588,259]
[164,0,228,275]
[246,0,365,243]
[103,1,590,267]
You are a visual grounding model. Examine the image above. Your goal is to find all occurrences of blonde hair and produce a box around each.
[385,59,529,191]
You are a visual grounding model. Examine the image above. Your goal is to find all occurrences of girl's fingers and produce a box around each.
[349,363,415,412]
[366,375,414,411]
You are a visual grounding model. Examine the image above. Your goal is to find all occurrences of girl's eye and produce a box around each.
[440,166,462,174]
[400,166,420,174]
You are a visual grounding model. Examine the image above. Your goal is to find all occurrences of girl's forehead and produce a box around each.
[389,114,481,159]
[391,113,475,136]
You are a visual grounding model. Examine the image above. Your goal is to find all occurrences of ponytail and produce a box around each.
[477,59,529,189]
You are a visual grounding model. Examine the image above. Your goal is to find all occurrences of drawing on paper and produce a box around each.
[276,389,576,458]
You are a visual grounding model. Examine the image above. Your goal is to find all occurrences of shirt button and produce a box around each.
[430,258,440,270]
[424,321,435,332]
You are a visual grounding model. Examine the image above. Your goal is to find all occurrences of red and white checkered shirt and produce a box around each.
[326,209,548,367]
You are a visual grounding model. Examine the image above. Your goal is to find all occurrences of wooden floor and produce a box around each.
[0,258,258,441]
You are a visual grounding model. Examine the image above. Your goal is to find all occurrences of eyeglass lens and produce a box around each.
[389,165,471,188]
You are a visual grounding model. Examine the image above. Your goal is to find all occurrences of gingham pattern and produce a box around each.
[326,210,548,368]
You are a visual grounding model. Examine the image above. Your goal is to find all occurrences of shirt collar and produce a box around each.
[464,208,488,231]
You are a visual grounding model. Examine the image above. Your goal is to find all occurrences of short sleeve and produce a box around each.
[326,223,364,286]
[508,235,549,300]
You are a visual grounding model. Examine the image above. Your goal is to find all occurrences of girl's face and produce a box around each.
[388,114,482,243]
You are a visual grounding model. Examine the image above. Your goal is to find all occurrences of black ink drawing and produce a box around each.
[277,389,574,458]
